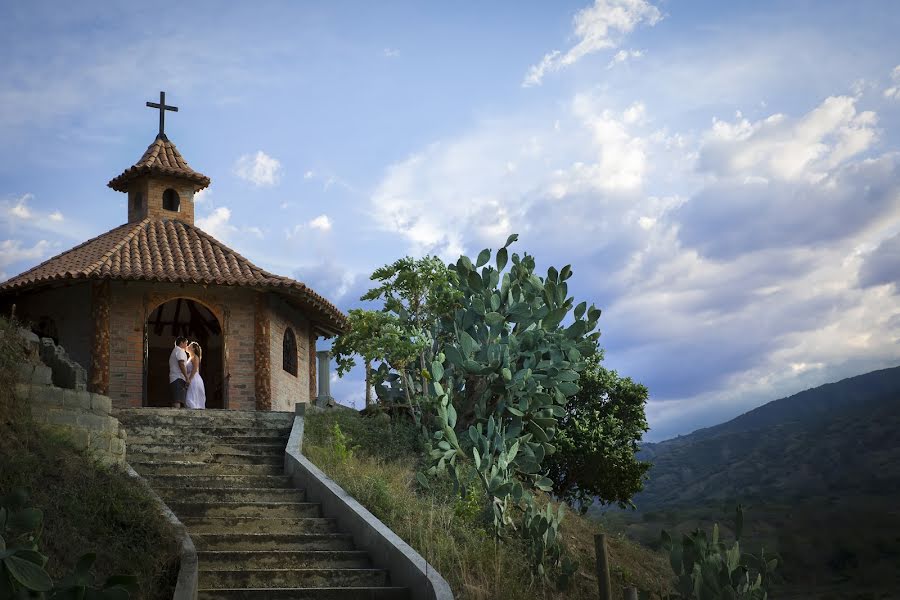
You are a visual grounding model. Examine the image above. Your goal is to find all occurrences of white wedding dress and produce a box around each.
[185,360,206,409]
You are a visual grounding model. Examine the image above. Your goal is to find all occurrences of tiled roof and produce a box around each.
[108,134,211,192]
[0,219,346,334]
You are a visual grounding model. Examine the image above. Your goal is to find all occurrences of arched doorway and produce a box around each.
[144,298,225,408]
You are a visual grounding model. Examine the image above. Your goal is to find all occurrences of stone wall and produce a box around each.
[268,295,312,412]
[14,331,125,466]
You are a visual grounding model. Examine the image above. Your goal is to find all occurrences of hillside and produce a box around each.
[635,365,900,508]
[599,366,900,598]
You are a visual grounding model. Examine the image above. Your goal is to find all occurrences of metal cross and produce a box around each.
[146,91,178,136]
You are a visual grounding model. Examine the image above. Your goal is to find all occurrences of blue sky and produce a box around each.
[2,0,899,441]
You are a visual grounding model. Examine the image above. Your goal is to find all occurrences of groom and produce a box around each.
[168,336,190,408]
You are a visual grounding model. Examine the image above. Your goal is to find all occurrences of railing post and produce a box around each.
[595,533,612,600]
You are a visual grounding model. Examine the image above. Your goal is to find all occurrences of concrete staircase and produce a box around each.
[115,408,409,600]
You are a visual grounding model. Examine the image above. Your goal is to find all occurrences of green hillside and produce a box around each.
[598,366,900,598]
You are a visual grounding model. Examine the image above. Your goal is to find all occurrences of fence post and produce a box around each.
[595,533,612,600]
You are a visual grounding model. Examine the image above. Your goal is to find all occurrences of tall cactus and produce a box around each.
[420,234,602,580]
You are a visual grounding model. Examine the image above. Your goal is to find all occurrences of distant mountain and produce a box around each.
[634,365,900,509]
[602,366,900,598]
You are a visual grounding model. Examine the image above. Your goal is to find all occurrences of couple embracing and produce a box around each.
[168,336,206,409]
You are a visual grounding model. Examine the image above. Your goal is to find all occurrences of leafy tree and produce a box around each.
[545,352,651,512]
[332,256,459,416]
[331,309,425,416]
[361,256,460,395]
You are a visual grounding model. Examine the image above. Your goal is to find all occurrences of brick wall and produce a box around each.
[15,282,92,371]
[267,295,313,412]
[126,175,197,225]
[107,281,258,410]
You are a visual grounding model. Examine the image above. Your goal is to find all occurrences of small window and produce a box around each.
[162,188,180,211]
[283,328,298,376]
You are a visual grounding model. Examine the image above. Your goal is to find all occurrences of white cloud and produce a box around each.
[0,194,84,241]
[884,65,900,100]
[0,239,50,268]
[8,194,34,219]
[523,0,662,87]
[234,150,282,186]
[285,214,335,239]
[370,95,667,258]
[608,48,643,68]
[194,189,211,204]
[309,214,332,232]
[195,206,266,242]
[303,170,315,180]
[196,207,237,240]
[699,96,878,183]
[383,48,400,58]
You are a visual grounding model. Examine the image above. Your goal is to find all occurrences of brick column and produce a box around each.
[308,331,317,402]
[89,280,110,395]
[254,293,271,410]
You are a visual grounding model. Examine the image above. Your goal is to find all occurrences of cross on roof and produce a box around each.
[146,91,178,136]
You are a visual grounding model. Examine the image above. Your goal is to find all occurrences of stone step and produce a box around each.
[132,461,283,477]
[126,434,288,447]
[181,516,338,535]
[196,587,409,600]
[169,502,320,519]
[146,474,293,489]
[193,533,355,552]
[155,487,305,503]
[127,442,286,455]
[198,568,389,590]
[127,452,283,466]
[216,436,288,445]
[197,551,370,570]
[124,425,292,438]
[114,408,294,428]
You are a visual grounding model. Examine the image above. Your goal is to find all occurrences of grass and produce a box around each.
[0,316,180,599]
[303,408,673,600]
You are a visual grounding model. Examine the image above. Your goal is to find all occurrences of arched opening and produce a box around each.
[144,298,225,408]
[283,328,298,376]
[162,188,180,212]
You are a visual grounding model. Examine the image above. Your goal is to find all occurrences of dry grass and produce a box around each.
[304,410,674,600]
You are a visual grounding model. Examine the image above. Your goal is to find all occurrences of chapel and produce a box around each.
[0,93,347,411]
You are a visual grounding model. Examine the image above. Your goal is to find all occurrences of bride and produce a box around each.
[185,341,206,409]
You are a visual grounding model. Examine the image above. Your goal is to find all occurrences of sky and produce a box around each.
[1,0,899,441]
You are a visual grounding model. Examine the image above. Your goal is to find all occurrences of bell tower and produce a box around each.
[107,92,210,225]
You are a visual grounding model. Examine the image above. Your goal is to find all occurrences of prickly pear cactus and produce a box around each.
[659,505,778,600]
[421,234,601,581]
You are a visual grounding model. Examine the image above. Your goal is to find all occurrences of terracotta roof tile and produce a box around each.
[107,134,211,192]
[0,219,346,334]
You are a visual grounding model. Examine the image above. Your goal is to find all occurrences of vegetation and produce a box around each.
[544,352,651,512]
[1,489,139,598]
[332,235,651,581]
[0,316,180,599]
[303,408,674,600]
[600,366,900,598]
[656,505,777,600]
